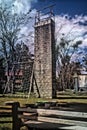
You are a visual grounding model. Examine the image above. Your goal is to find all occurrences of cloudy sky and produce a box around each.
[0,0,87,54]
[32,0,87,16]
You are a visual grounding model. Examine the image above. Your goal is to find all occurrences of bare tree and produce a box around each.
[56,36,82,90]
[0,4,33,93]
[82,48,87,71]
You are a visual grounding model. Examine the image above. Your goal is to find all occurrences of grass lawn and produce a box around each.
[0,96,87,106]
[0,93,87,130]
[0,92,87,107]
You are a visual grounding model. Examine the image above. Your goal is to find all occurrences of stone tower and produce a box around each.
[34,10,56,98]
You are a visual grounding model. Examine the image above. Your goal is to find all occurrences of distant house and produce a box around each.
[78,71,87,91]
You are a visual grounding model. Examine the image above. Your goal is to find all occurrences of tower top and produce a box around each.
[35,4,55,23]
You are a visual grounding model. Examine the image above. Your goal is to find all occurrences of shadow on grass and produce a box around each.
[0,127,11,130]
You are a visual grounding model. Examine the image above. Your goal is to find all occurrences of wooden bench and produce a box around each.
[5,101,87,130]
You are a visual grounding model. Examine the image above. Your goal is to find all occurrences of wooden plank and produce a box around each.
[38,117,87,127]
[18,112,37,120]
[0,121,13,123]
[18,115,37,120]
[18,107,37,113]
[5,101,18,105]
[23,112,37,116]
[0,106,12,110]
[0,112,12,117]
[18,108,87,119]
[24,120,60,129]
[37,109,87,118]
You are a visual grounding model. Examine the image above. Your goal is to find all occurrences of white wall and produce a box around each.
[79,75,87,89]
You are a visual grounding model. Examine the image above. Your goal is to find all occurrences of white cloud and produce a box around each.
[0,0,37,53]
[13,0,24,14]
[0,0,37,14]
[0,0,87,52]
[13,0,37,14]
[13,0,31,14]
[55,14,87,48]
[81,38,87,46]
[0,0,12,4]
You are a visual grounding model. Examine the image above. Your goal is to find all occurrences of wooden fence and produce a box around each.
[0,105,12,130]
[3,101,87,130]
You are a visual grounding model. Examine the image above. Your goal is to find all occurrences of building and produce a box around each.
[34,9,56,98]
[78,71,87,91]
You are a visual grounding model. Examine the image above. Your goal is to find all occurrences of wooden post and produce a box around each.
[12,102,21,130]
[73,73,79,93]
[5,101,21,130]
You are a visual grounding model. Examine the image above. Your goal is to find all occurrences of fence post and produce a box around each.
[12,102,21,130]
[5,101,21,130]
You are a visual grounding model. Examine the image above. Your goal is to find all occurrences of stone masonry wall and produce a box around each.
[34,19,56,98]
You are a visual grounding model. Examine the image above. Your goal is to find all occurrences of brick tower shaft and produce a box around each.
[34,18,56,98]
